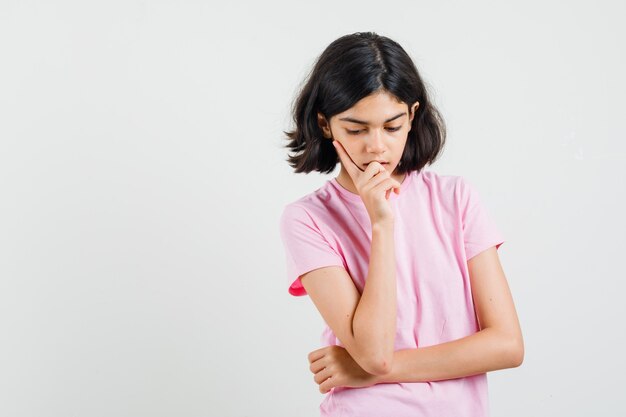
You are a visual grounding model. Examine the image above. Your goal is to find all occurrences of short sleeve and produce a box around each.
[457,177,505,260]
[279,204,345,297]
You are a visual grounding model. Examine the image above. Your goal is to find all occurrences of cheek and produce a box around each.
[339,139,360,153]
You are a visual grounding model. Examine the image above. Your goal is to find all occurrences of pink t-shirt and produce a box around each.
[279,168,505,417]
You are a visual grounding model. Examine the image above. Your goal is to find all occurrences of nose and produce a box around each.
[365,129,386,154]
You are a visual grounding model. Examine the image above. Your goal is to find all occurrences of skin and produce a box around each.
[317,90,420,197]
[307,91,524,393]
[331,140,401,225]
[307,247,524,393]
[304,90,419,375]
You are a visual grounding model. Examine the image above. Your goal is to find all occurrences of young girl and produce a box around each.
[279,32,523,417]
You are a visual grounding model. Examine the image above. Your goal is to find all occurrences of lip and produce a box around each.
[362,161,389,169]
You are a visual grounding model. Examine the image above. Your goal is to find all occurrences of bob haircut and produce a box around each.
[283,31,447,175]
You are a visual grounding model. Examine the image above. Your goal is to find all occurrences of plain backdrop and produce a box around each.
[1,1,625,416]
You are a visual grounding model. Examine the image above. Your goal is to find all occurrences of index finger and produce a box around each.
[307,346,330,364]
[332,140,364,183]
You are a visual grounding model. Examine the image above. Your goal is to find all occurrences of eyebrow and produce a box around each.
[339,112,406,125]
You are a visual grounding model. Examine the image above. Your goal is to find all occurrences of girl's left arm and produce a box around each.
[376,246,524,383]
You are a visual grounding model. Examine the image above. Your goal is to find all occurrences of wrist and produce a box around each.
[371,220,394,232]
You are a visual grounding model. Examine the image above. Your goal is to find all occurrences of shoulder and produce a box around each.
[279,181,336,229]
[418,169,468,201]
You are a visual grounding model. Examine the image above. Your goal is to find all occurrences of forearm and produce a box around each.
[352,221,397,373]
[374,327,522,383]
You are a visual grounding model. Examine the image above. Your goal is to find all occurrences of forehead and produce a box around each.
[336,92,407,124]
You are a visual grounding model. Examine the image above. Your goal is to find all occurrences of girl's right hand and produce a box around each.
[332,140,402,225]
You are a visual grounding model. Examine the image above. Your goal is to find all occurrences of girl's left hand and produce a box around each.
[307,345,379,393]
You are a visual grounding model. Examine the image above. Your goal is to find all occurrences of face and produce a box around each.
[317,90,419,187]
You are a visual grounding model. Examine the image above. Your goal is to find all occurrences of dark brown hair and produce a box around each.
[283,31,447,175]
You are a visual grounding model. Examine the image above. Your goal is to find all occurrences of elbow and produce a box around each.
[364,354,393,376]
[350,332,395,376]
[508,337,525,367]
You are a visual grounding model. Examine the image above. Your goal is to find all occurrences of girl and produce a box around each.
[279,32,523,417]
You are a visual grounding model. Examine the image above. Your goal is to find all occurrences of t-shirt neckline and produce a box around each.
[330,169,417,204]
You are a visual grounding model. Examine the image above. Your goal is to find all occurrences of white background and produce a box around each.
[1,1,625,416]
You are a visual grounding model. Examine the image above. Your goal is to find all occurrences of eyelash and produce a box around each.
[346,127,402,135]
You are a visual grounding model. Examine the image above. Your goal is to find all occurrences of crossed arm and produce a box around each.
[375,327,522,384]
[374,246,523,383]
[308,246,524,388]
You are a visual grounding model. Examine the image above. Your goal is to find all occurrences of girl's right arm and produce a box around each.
[301,140,400,375]
[301,219,397,375]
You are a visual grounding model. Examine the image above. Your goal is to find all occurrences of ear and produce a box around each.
[317,112,332,138]
[409,101,420,124]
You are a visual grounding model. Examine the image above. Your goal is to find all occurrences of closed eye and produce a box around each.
[346,126,402,135]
